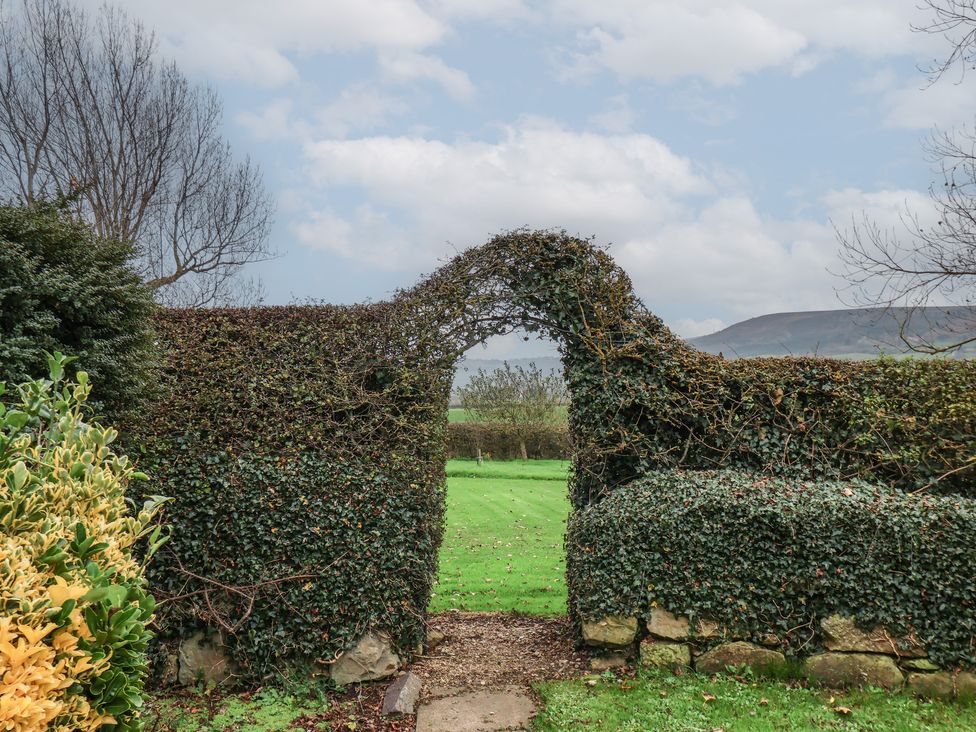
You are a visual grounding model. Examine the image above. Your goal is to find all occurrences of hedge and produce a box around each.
[0,354,167,731]
[446,422,571,460]
[127,230,975,679]
[567,469,976,670]
[126,304,451,679]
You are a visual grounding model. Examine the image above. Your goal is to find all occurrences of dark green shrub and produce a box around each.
[567,469,976,669]
[0,203,155,418]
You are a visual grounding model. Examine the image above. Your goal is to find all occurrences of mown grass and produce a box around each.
[534,670,976,732]
[429,459,571,615]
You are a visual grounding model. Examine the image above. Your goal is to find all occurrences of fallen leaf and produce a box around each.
[703,693,717,703]
[759,698,769,706]
[833,706,852,715]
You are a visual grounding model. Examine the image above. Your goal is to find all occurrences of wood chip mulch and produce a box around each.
[412,611,588,694]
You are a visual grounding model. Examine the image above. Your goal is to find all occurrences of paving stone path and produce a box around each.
[415,686,535,732]
[407,612,588,732]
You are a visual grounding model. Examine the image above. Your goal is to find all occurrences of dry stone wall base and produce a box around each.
[695,642,786,676]
[581,616,638,648]
[908,671,976,701]
[639,640,691,670]
[330,632,402,686]
[583,612,962,696]
[589,651,630,671]
[804,653,904,690]
[821,616,926,658]
[177,633,233,686]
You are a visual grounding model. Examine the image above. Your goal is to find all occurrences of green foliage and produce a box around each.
[126,307,450,680]
[0,203,156,418]
[0,353,167,731]
[567,470,976,669]
[459,361,566,432]
[534,670,976,732]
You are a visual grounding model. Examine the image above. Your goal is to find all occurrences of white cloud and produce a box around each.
[378,52,476,100]
[236,99,297,140]
[292,205,414,269]
[301,117,712,260]
[79,0,447,87]
[293,118,939,318]
[425,0,537,23]
[236,88,409,141]
[587,94,637,133]
[316,87,411,137]
[552,0,938,85]
[673,317,726,338]
[878,74,976,130]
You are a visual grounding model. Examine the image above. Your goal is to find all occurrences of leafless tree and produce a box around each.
[459,361,566,461]
[0,0,273,306]
[837,1,976,353]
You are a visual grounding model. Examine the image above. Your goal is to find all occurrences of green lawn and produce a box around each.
[535,671,976,732]
[429,459,571,614]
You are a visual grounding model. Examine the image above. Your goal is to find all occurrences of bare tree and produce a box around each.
[837,1,976,353]
[459,361,566,461]
[0,0,273,306]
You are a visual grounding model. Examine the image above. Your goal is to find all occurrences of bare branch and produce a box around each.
[0,0,274,305]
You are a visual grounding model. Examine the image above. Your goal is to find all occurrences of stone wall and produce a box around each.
[582,610,976,701]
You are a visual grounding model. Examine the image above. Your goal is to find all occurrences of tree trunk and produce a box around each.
[519,439,528,462]
[476,446,483,465]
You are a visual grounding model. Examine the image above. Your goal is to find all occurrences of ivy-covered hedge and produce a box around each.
[567,470,976,670]
[128,230,975,679]
[126,306,452,679]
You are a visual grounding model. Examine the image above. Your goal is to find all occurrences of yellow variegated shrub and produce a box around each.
[1,354,168,731]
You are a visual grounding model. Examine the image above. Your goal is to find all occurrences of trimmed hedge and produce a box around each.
[127,305,451,679]
[446,422,571,460]
[567,470,976,670]
[128,230,975,679]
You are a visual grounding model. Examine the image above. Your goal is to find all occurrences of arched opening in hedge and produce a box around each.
[130,230,975,680]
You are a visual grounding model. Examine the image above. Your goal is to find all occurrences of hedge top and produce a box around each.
[141,229,974,500]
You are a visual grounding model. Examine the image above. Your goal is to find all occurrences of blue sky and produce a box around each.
[87,1,974,356]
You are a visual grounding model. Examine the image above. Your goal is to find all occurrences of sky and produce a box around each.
[77,0,973,357]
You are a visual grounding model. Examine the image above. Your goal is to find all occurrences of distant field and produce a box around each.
[430,458,571,615]
[447,406,569,424]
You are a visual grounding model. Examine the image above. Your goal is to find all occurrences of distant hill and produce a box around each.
[689,306,976,359]
[450,307,974,397]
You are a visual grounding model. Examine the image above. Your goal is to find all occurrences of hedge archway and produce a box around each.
[128,230,975,679]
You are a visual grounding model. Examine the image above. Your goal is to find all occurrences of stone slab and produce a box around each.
[581,616,638,648]
[382,672,422,715]
[415,687,535,732]
[695,642,786,676]
[805,652,904,690]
